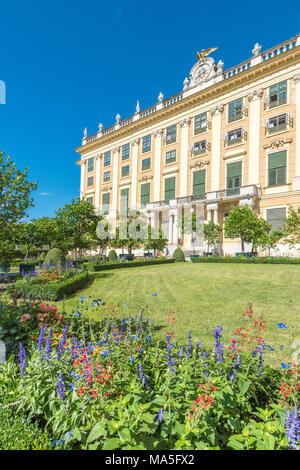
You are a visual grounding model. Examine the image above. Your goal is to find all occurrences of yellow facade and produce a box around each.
[76,35,300,256]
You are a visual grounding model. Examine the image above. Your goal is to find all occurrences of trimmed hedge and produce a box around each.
[89,258,175,271]
[0,408,53,450]
[44,248,65,267]
[7,271,89,301]
[172,248,185,262]
[191,256,300,264]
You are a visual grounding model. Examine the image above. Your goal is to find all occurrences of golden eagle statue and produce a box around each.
[197,47,218,61]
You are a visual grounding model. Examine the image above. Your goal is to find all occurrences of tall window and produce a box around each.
[87,176,94,187]
[193,170,206,195]
[86,196,93,205]
[122,143,130,160]
[103,151,111,167]
[141,157,151,171]
[268,151,287,187]
[267,114,288,134]
[120,188,129,214]
[226,161,242,195]
[102,193,110,215]
[165,149,176,164]
[164,177,176,201]
[269,80,287,108]
[142,135,151,153]
[266,207,286,232]
[103,171,111,182]
[194,113,207,134]
[228,98,243,123]
[140,183,150,208]
[87,157,94,172]
[193,140,207,155]
[226,128,243,146]
[165,124,177,144]
[121,165,130,177]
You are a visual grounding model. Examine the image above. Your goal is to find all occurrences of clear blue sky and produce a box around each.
[1,0,299,220]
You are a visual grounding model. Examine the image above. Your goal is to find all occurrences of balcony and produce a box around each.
[146,185,260,212]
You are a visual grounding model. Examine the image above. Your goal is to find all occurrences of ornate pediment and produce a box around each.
[102,185,112,192]
[190,160,209,169]
[263,138,293,150]
[139,175,153,183]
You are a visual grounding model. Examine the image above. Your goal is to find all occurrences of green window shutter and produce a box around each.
[120,188,129,213]
[102,193,110,215]
[140,183,150,207]
[164,177,175,200]
[193,170,206,195]
[266,207,286,232]
[268,151,286,169]
[227,161,242,178]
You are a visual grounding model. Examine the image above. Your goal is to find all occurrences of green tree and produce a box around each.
[55,198,103,259]
[204,222,222,254]
[284,206,300,246]
[144,225,168,257]
[258,230,283,257]
[224,205,271,254]
[0,151,37,234]
[17,221,45,260]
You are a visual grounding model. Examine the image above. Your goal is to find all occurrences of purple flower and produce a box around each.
[56,371,66,402]
[286,406,300,450]
[257,340,266,376]
[137,363,151,390]
[57,323,69,360]
[37,325,48,355]
[158,408,164,423]
[18,343,27,378]
[229,354,241,383]
[213,325,224,363]
[186,329,192,359]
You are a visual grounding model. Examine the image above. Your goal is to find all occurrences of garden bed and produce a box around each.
[89,258,175,272]
[6,270,89,301]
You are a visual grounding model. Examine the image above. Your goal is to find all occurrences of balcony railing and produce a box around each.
[146,185,260,211]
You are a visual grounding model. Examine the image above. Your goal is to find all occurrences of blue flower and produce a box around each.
[102,350,110,358]
[278,323,288,329]
[98,339,103,345]
[152,293,157,297]
[129,356,136,363]
[267,345,275,351]
[281,362,291,369]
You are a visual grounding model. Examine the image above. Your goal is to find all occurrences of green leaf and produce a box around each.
[87,422,105,443]
[102,438,120,450]
[228,437,245,450]
[238,378,250,396]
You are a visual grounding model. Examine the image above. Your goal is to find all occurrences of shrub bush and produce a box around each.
[108,249,118,261]
[44,248,65,267]
[172,248,185,262]
[191,256,300,264]
[89,258,175,271]
[0,408,53,450]
[7,270,89,301]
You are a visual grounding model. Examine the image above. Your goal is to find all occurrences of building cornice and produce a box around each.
[75,45,300,156]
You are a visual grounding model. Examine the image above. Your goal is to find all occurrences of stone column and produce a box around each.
[131,139,139,209]
[207,209,212,223]
[293,74,300,190]
[247,88,263,185]
[210,104,223,191]
[80,160,86,199]
[179,118,191,197]
[111,146,120,217]
[168,213,173,244]
[94,154,101,211]
[153,129,163,201]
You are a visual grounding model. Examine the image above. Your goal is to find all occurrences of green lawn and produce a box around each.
[59,263,300,366]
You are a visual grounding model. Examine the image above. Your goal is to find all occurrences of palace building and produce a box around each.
[76,34,300,256]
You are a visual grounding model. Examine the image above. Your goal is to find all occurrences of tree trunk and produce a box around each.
[241,239,245,252]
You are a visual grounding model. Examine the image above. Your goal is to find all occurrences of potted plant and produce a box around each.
[0,242,15,273]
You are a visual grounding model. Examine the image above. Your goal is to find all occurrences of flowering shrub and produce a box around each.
[0,301,298,450]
